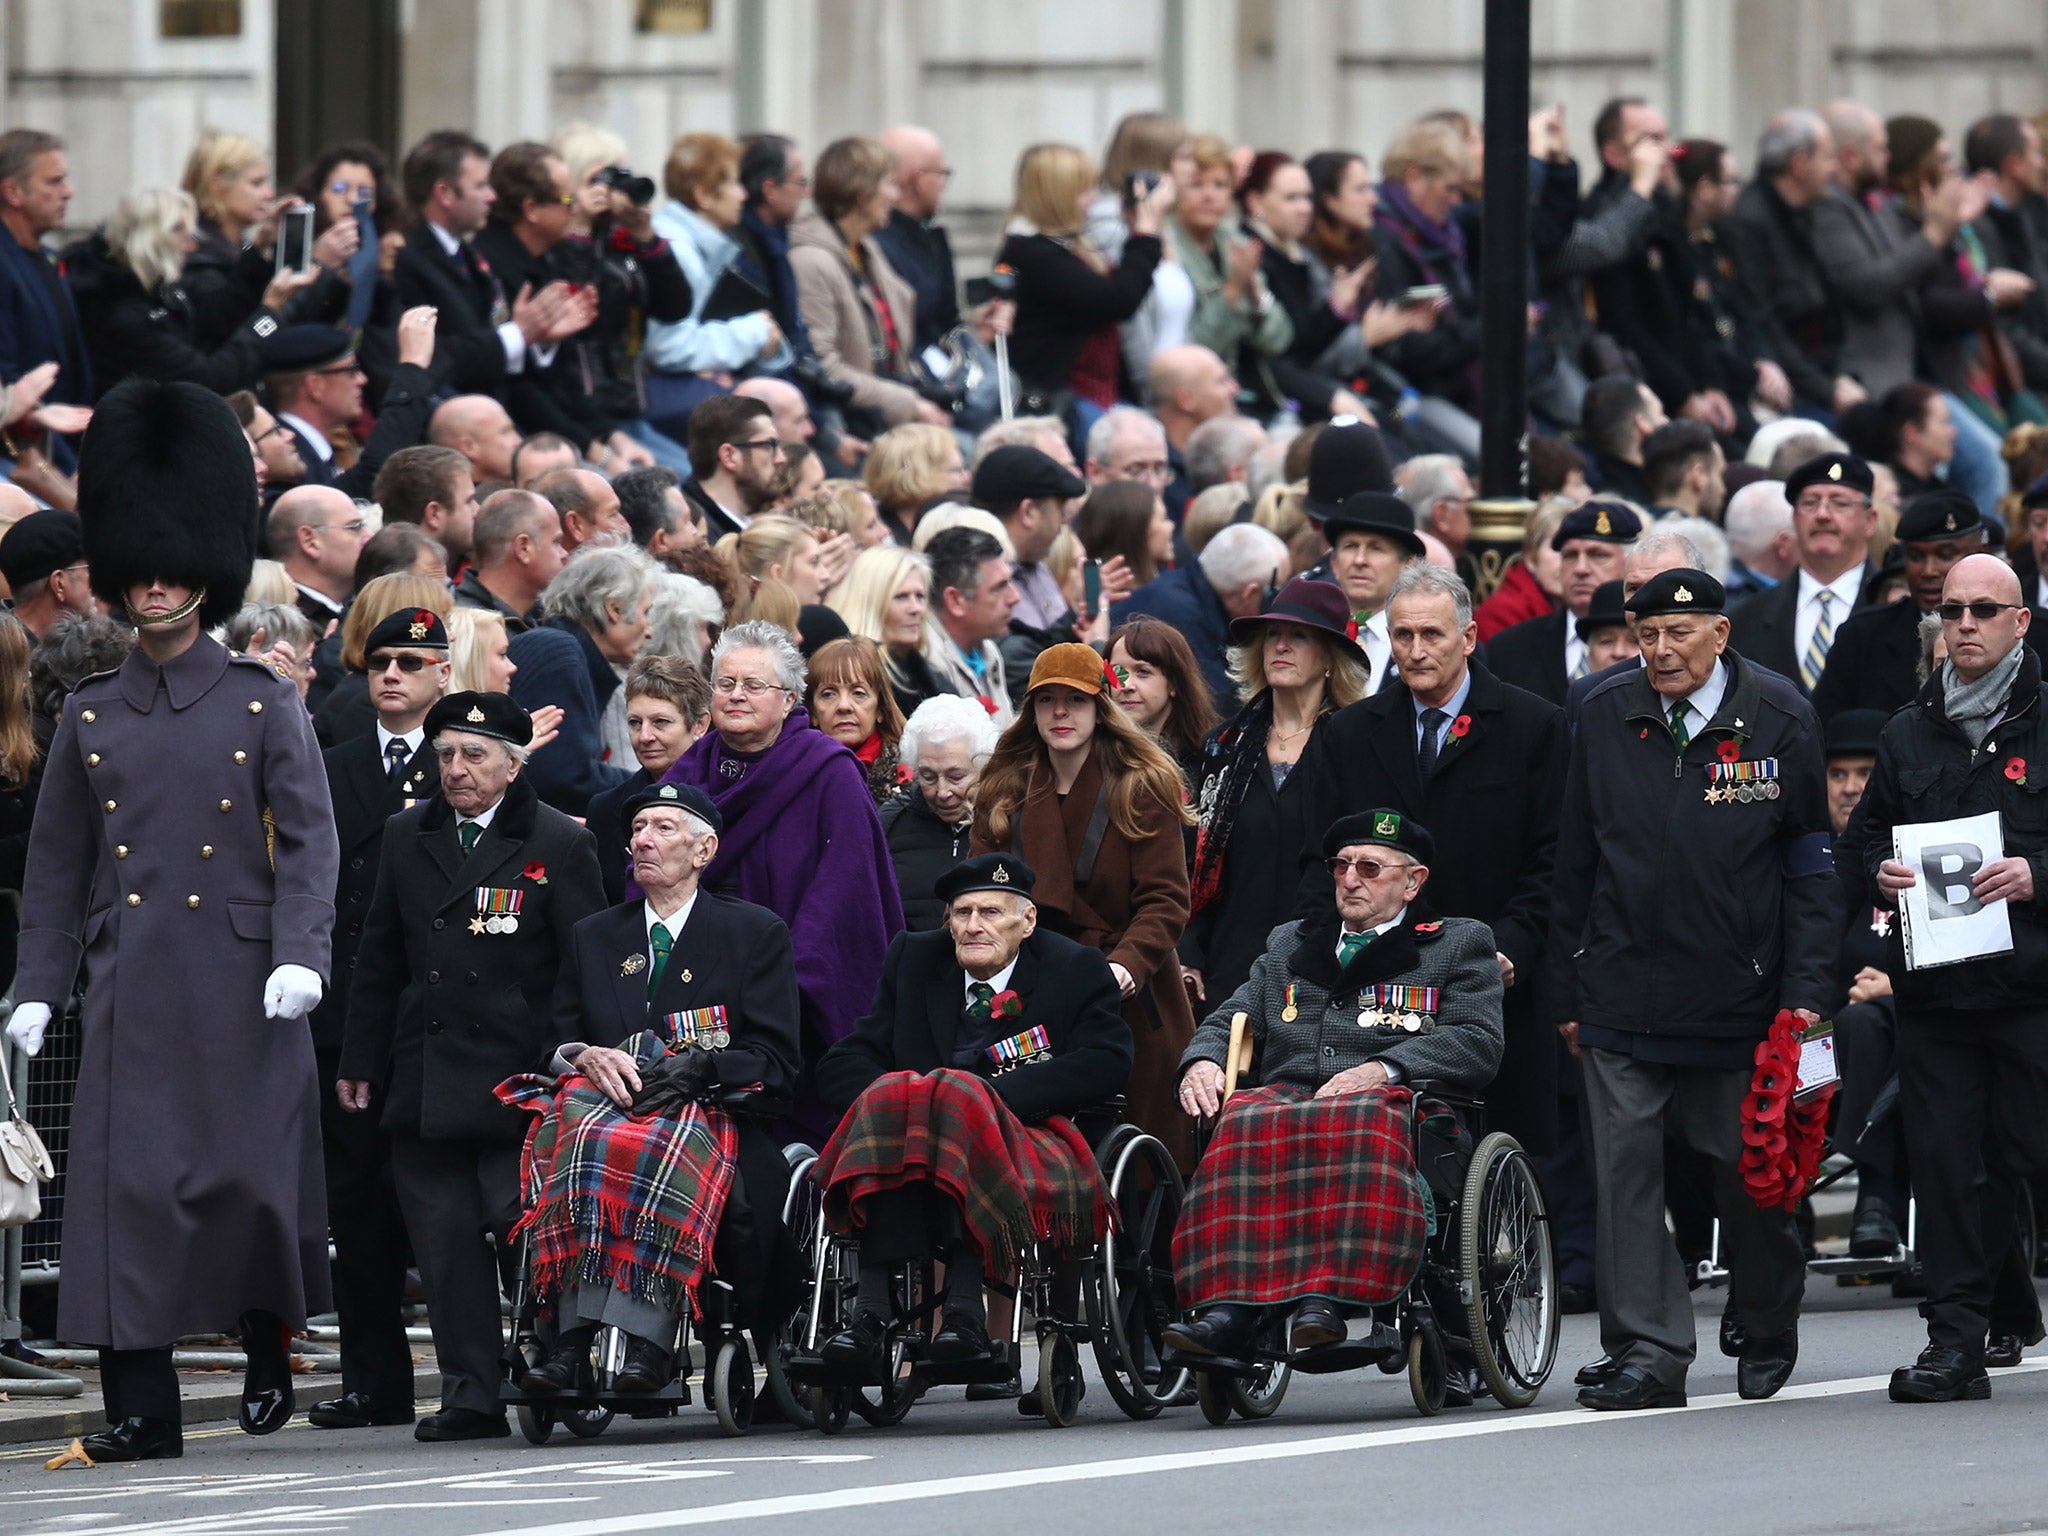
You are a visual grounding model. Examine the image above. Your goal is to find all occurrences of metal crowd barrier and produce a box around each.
[3,997,84,1396]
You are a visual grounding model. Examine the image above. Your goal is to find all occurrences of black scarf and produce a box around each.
[1190,691,1273,916]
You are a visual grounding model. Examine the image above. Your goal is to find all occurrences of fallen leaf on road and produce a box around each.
[45,1437,95,1470]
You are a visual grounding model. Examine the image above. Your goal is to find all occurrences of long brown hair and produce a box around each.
[1107,617,1220,764]
[1075,481,1165,586]
[0,612,38,790]
[977,682,1195,846]
[807,636,906,745]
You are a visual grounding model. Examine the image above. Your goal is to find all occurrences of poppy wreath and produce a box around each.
[1738,1009,1835,1210]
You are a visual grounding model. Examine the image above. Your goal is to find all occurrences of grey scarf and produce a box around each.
[1941,643,2026,747]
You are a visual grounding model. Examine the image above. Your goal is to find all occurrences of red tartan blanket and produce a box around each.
[496,1031,738,1315]
[815,1068,1112,1278]
[1174,1084,1424,1308]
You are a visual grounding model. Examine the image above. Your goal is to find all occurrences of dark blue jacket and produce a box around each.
[1110,563,1234,716]
[507,617,631,818]
[874,209,960,354]
[0,229,90,406]
[733,206,813,361]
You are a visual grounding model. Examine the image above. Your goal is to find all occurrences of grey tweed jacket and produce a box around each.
[1183,905,1504,1094]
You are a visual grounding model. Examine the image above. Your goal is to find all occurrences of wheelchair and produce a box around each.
[778,1099,1190,1430]
[1176,1014,1559,1424]
[501,1091,819,1443]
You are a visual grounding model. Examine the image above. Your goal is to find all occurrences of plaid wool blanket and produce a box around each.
[815,1068,1112,1278]
[496,1031,738,1314]
[1174,1084,1424,1308]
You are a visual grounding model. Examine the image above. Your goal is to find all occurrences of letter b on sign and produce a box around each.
[1922,843,1985,918]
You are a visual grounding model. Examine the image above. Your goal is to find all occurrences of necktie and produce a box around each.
[1800,590,1836,693]
[648,923,673,999]
[1571,644,1591,681]
[458,820,481,856]
[386,738,410,789]
[967,982,996,1019]
[1417,707,1447,782]
[1338,930,1372,968]
[1668,700,1692,754]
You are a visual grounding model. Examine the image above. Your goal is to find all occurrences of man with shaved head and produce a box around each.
[429,394,524,486]
[532,465,628,552]
[268,484,371,631]
[1852,552,2048,1404]
[733,375,814,446]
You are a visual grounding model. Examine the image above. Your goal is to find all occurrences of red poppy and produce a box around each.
[2007,756,2028,784]
[1717,740,1742,764]
[1345,618,1361,642]
[1103,660,1129,693]
[991,989,1024,1020]
[522,861,548,884]
[1449,714,1472,739]
[1639,728,1648,740]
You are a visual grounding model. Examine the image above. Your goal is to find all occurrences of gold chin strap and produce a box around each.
[131,587,206,627]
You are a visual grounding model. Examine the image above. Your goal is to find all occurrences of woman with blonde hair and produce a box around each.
[829,544,945,716]
[997,142,1175,429]
[863,421,968,545]
[717,513,827,630]
[311,572,455,748]
[971,642,1198,1168]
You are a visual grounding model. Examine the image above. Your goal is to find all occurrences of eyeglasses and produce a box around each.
[328,180,376,199]
[312,519,370,536]
[713,676,787,696]
[735,438,784,455]
[924,167,956,182]
[1114,461,1171,485]
[368,652,438,674]
[1939,600,2023,623]
[252,421,289,445]
[1326,855,1407,883]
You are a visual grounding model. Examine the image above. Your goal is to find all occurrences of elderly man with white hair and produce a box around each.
[1114,521,1289,714]
[1721,479,1797,601]
[881,694,1004,930]
[339,690,608,1441]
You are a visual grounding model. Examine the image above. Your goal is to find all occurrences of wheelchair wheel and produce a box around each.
[1086,1124,1189,1419]
[1194,1369,1233,1426]
[1038,1329,1084,1428]
[1459,1131,1559,1407]
[853,1333,916,1427]
[807,1384,851,1435]
[516,1402,555,1444]
[1229,1360,1289,1420]
[768,1147,822,1430]
[1408,1321,1447,1417]
[562,1403,612,1439]
[710,1336,755,1437]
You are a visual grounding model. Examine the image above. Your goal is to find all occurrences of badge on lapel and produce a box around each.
[621,954,647,976]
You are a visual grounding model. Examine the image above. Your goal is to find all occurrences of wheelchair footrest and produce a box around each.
[1288,1332,1401,1375]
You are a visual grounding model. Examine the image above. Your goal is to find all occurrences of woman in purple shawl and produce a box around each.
[659,620,904,1141]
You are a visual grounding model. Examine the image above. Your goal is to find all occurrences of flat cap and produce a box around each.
[1783,450,1873,503]
[1627,566,1725,618]
[1895,488,1981,544]
[425,690,533,748]
[364,606,448,652]
[0,508,82,593]
[935,853,1036,904]
[1551,499,1643,551]
[1323,808,1435,866]
[622,778,723,836]
[971,445,1085,511]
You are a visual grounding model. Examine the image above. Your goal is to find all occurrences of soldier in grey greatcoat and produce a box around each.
[6,380,340,1463]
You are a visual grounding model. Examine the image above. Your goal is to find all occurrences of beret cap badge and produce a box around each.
[466,704,485,723]
[1828,463,1841,480]
[1674,585,1693,604]
[992,865,1010,884]
[1374,812,1399,838]
[1594,509,1612,535]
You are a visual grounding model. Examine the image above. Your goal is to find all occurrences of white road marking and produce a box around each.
[460,1360,2048,1535]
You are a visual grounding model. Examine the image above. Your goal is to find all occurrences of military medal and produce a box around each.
[475,887,523,934]
[1280,982,1299,1023]
[1363,984,1439,1031]
[1706,756,1779,805]
[985,1022,1053,1075]
[663,1004,730,1049]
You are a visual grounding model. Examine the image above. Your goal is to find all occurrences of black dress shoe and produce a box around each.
[1849,1198,1903,1258]
[612,1337,674,1393]
[308,1391,414,1429]
[1557,1283,1598,1315]
[1289,1300,1345,1351]
[1574,1354,1621,1388]
[238,1310,295,1436]
[414,1406,511,1441]
[1986,1333,2025,1368]
[928,1311,995,1365]
[1162,1305,1256,1361]
[1737,1332,1798,1400]
[518,1326,596,1395]
[80,1417,182,1461]
[1576,1365,1686,1411]
[1890,1346,1990,1403]
[821,1310,889,1370]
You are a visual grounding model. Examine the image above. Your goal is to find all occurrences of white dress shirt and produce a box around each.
[963,957,1019,1008]
[1792,566,1864,674]
[1666,656,1731,738]
[278,410,334,464]
[1360,609,1394,692]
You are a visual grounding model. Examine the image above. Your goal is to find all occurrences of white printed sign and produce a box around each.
[1892,811,2014,971]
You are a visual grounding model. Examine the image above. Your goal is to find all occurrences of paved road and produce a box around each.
[7,1278,2048,1536]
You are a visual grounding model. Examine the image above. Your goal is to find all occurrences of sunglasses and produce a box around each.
[1326,855,1407,882]
[369,652,438,673]
[1938,601,2022,623]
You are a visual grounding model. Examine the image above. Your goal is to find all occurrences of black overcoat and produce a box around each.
[1482,609,1570,706]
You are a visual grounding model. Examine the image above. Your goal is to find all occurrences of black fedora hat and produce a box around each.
[1228,575,1368,662]
[1319,490,1426,557]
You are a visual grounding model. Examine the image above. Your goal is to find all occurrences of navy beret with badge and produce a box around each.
[1895,488,1981,544]
[256,324,356,375]
[1782,450,1873,504]
[935,853,1037,904]
[1627,567,1725,618]
[621,779,724,836]
[425,689,532,747]
[1323,807,1436,866]
[1550,499,1643,551]
[363,606,448,653]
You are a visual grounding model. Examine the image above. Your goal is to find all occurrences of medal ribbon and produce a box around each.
[1367,984,1439,1012]
[1707,758,1778,782]
[985,1023,1052,1064]
[474,887,522,914]
[662,1005,728,1046]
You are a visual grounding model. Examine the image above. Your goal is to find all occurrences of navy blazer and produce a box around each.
[550,890,801,1106]
[0,231,90,408]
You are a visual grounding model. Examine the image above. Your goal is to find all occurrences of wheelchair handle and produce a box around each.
[1222,1012,1252,1102]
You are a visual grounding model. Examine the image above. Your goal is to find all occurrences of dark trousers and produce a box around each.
[101,1347,180,1424]
[1539,1076,1598,1292]
[1581,1048,1805,1384]
[1897,1005,2048,1355]
[317,1047,414,1407]
[389,1133,522,1415]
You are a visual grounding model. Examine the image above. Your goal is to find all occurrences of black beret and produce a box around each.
[1895,488,1982,544]
[1302,421,1394,518]
[971,445,1085,511]
[256,323,355,374]
[1575,579,1629,640]
[621,778,723,836]
[1319,490,1425,556]
[425,690,532,748]
[1627,566,1725,618]
[1825,708,1887,760]
[1551,499,1643,550]
[1323,808,1435,866]
[0,508,82,592]
[363,606,448,653]
[934,853,1036,904]
[1783,451,1874,503]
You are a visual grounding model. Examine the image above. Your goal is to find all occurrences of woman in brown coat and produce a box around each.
[972,643,1197,1168]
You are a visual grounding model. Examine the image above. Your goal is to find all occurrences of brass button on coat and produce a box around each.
[87,753,100,766]
[115,845,129,859]
[187,895,201,909]
[126,893,142,907]
[247,701,263,714]
[200,845,215,858]
[80,709,95,722]
[219,799,233,812]
[233,751,247,765]
[104,799,116,813]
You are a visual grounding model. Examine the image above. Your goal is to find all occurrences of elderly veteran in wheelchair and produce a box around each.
[497,780,802,1396]
[811,853,1133,1371]
[1166,810,1504,1369]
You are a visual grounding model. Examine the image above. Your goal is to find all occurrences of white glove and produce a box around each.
[5,1002,51,1058]
[263,964,324,1021]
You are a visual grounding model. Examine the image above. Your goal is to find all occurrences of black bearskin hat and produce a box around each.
[77,377,258,629]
